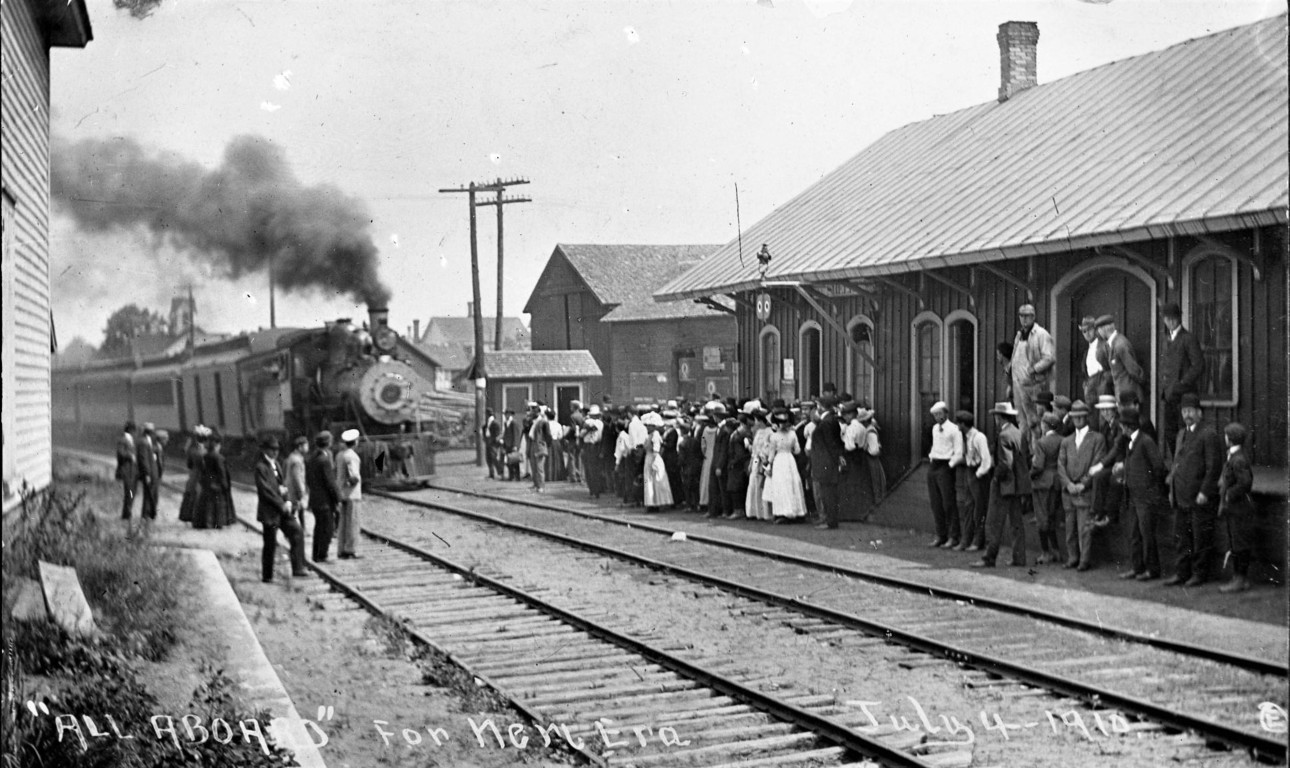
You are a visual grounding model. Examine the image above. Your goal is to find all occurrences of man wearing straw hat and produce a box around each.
[971,401,1031,568]
[1057,400,1104,570]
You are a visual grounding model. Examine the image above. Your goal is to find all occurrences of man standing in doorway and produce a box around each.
[1158,302,1206,453]
[925,401,962,548]
[1097,315,1147,405]
[1010,304,1056,441]
[335,429,363,559]
[1079,316,1113,408]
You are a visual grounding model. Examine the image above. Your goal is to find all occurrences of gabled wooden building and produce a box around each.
[2,0,93,511]
[525,244,738,404]
[657,18,1287,527]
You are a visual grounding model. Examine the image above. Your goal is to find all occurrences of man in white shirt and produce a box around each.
[1079,316,1113,408]
[953,410,993,552]
[335,429,363,559]
[926,401,963,548]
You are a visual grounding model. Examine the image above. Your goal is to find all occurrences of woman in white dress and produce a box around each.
[763,408,808,522]
[697,414,717,510]
[745,410,774,520]
[642,412,674,510]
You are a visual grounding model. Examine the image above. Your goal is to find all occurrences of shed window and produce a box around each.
[846,316,875,405]
[760,326,780,401]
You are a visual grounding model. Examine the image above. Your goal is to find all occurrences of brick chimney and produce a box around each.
[997,21,1039,102]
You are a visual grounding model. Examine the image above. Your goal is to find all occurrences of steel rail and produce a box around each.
[375,487,1288,763]
[225,500,610,767]
[412,481,1287,678]
[358,525,937,768]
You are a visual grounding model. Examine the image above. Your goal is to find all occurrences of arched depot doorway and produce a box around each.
[1050,257,1157,418]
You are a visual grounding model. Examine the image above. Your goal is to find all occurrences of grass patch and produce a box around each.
[1,483,296,767]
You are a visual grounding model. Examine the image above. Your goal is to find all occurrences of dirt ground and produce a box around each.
[220,547,579,768]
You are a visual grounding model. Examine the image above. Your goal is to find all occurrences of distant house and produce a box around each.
[2,0,93,511]
[525,244,738,404]
[414,303,530,392]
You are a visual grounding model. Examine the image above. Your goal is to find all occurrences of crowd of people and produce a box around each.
[477,300,1260,595]
[942,303,1258,594]
[114,421,367,583]
[482,391,885,529]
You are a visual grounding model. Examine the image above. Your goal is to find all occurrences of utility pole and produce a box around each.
[268,249,277,328]
[474,178,530,350]
[440,181,487,467]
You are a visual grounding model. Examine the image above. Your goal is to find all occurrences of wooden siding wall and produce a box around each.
[1,0,53,507]
[736,226,1287,487]
[608,315,738,402]
[526,255,611,402]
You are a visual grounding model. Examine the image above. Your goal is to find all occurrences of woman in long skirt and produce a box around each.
[745,412,773,520]
[195,433,234,529]
[642,415,673,510]
[697,415,716,510]
[178,427,207,524]
[764,409,808,522]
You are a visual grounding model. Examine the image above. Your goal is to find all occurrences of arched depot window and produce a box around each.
[799,321,822,399]
[1185,249,1238,404]
[759,325,781,401]
[845,315,875,405]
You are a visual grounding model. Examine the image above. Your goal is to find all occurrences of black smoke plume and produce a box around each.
[51,135,392,307]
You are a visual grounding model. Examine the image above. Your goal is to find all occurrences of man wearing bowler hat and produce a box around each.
[1115,407,1166,581]
[1164,393,1223,586]
[1096,315,1146,405]
[255,434,308,582]
[1158,302,1206,453]
[1010,304,1056,441]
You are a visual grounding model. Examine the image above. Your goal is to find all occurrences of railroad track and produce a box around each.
[359,482,1287,765]
[52,448,1287,765]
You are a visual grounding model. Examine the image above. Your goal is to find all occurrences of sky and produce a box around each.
[49,0,1282,346]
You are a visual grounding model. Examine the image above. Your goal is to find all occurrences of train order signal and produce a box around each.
[756,292,772,321]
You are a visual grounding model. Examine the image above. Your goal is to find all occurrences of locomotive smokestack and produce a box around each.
[369,306,390,333]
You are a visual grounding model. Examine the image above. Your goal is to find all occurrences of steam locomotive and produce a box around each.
[52,307,439,478]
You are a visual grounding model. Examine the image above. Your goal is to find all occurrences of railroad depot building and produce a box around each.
[2,0,93,511]
[656,18,1288,547]
[525,244,738,404]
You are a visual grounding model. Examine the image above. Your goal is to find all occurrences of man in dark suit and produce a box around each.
[1057,401,1106,570]
[810,395,845,530]
[502,409,524,481]
[1115,409,1166,580]
[1030,412,1065,565]
[706,409,734,519]
[255,435,308,583]
[483,408,503,479]
[305,430,341,563]
[1217,422,1255,593]
[1096,315,1147,405]
[1158,302,1206,454]
[116,421,138,524]
[1163,394,1224,586]
[972,402,1031,568]
[135,423,160,535]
